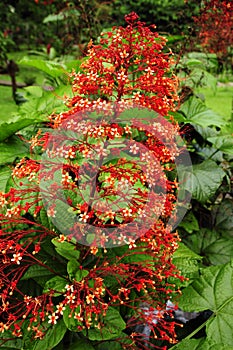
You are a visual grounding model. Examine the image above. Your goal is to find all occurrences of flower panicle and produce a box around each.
[0,13,183,348]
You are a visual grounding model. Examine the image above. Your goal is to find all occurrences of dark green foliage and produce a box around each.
[111,0,199,35]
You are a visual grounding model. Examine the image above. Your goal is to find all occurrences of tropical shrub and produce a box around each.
[0,8,233,350]
[193,0,233,70]
[0,13,188,349]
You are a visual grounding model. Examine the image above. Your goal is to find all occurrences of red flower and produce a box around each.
[125,12,139,24]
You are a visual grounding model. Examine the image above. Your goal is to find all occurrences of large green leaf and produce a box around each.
[173,242,202,260]
[0,166,12,191]
[183,228,219,256]
[20,58,67,78]
[171,338,205,350]
[182,229,233,265]
[204,238,233,265]
[0,109,48,142]
[207,135,233,155]
[178,211,199,233]
[179,261,233,346]
[186,52,218,70]
[172,243,202,280]
[184,160,225,203]
[0,136,29,164]
[189,68,217,91]
[32,319,67,350]
[19,90,65,120]
[179,96,225,128]
[86,307,126,341]
[214,199,233,238]
[172,338,233,350]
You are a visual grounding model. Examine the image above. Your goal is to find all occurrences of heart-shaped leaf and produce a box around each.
[183,160,225,203]
[179,261,233,346]
[179,96,225,128]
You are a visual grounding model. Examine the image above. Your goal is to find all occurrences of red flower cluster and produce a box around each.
[0,13,184,349]
[194,0,233,58]
[50,12,178,128]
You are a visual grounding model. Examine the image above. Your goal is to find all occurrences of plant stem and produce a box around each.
[169,313,215,349]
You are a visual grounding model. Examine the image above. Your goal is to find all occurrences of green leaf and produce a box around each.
[48,199,77,238]
[0,136,29,164]
[52,238,80,260]
[179,96,225,128]
[67,259,80,279]
[179,261,233,345]
[86,233,95,245]
[184,160,225,203]
[87,307,126,341]
[43,13,66,23]
[39,207,50,228]
[43,9,80,24]
[200,343,233,350]
[0,331,23,349]
[214,199,233,238]
[173,243,202,260]
[0,113,47,142]
[186,58,204,67]
[63,305,79,331]
[24,85,43,98]
[55,247,80,261]
[191,68,217,91]
[21,265,53,280]
[20,58,67,78]
[171,338,205,350]
[43,276,67,296]
[19,89,67,119]
[172,243,202,280]
[204,238,233,265]
[172,338,233,350]
[183,228,219,256]
[95,333,133,349]
[192,124,217,140]
[33,319,67,350]
[178,211,199,233]
[21,261,66,281]
[75,269,89,282]
[208,136,233,155]
[0,166,12,192]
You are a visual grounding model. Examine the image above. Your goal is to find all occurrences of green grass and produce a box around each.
[198,85,233,120]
